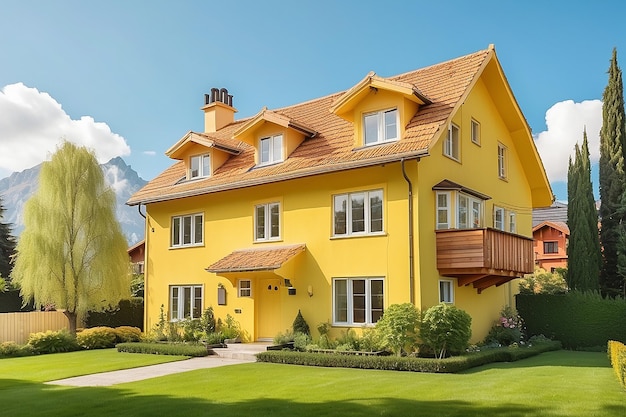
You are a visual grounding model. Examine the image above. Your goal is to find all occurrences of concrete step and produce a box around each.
[210,342,271,361]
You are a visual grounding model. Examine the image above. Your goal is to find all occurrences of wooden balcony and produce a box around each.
[436,228,534,293]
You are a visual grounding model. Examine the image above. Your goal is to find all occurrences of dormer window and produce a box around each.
[259,134,283,165]
[189,154,211,179]
[364,108,398,145]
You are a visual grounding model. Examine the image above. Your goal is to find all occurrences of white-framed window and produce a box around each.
[259,134,283,165]
[444,123,460,160]
[498,143,507,179]
[544,241,558,254]
[508,212,517,233]
[333,189,383,236]
[255,202,280,241]
[471,119,481,145]
[189,154,211,179]
[171,213,203,247]
[238,280,252,297]
[457,194,483,229]
[494,206,505,231]
[439,279,454,303]
[170,285,203,320]
[364,108,398,145]
[436,192,451,230]
[333,277,384,325]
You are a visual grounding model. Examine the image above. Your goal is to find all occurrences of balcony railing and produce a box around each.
[436,228,534,293]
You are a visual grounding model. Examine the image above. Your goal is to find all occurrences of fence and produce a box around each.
[0,311,68,344]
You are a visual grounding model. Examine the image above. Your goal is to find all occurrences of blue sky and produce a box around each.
[1,1,625,202]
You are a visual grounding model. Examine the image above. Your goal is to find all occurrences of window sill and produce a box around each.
[169,243,205,250]
[330,232,387,240]
[354,139,398,151]
[253,238,283,244]
[443,154,461,163]
[332,323,376,328]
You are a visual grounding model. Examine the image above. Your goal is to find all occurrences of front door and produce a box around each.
[256,278,282,340]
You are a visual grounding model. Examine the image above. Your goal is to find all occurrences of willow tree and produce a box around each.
[11,142,129,333]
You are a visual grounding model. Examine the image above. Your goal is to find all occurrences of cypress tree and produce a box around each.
[599,48,626,296]
[568,132,601,290]
[0,196,16,280]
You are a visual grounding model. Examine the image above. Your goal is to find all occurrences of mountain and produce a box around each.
[0,157,148,245]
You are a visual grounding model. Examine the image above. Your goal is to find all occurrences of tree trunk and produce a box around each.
[63,310,78,335]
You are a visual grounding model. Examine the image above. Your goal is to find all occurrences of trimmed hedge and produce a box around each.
[85,298,144,330]
[116,342,209,357]
[256,341,562,373]
[608,340,626,390]
[516,293,626,349]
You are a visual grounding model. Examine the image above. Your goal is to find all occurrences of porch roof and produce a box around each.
[206,244,306,273]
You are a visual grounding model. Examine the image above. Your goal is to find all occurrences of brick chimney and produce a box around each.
[202,88,236,133]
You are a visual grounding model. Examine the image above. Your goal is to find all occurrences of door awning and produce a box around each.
[206,244,306,273]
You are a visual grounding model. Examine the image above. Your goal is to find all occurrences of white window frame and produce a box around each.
[332,277,384,326]
[508,211,516,233]
[259,134,283,166]
[471,119,481,145]
[189,154,211,179]
[333,189,384,237]
[444,123,460,161]
[254,202,281,242]
[439,279,454,303]
[238,280,252,297]
[494,206,505,231]
[436,191,451,230]
[171,213,204,247]
[169,285,203,321]
[498,143,507,179]
[363,108,399,146]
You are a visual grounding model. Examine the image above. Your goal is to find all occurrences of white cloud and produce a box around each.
[534,99,602,183]
[102,164,130,196]
[142,150,156,156]
[0,83,130,176]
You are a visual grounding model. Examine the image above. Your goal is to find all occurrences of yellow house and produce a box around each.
[128,45,552,343]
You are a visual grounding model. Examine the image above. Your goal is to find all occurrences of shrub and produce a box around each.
[608,340,626,389]
[484,306,525,346]
[180,318,203,342]
[114,326,142,342]
[335,328,360,351]
[116,342,209,357]
[200,307,216,335]
[85,298,144,330]
[0,341,33,358]
[218,314,241,340]
[273,330,294,345]
[519,268,567,295]
[27,330,79,354]
[358,327,385,352]
[375,303,421,356]
[76,327,118,349]
[293,332,311,351]
[420,303,472,359]
[292,310,310,335]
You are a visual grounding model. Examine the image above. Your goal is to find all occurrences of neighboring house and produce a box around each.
[532,221,569,272]
[127,45,552,343]
[128,240,145,274]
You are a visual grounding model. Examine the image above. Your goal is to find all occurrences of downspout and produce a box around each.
[401,158,416,305]
[137,203,148,331]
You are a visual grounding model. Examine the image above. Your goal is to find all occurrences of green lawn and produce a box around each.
[0,350,624,416]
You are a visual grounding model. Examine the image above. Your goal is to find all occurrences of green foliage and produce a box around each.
[273,329,294,345]
[484,306,525,346]
[116,342,209,357]
[76,327,117,349]
[0,341,33,358]
[0,196,16,280]
[200,306,216,335]
[420,303,472,359]
[317,321,330,337]
[114,326,141,342]
[11,142,130,334]
[130,273,144,297]
[358,327,385,352]
[516,292,626,349]
[257,341,561,373]
[292,310,310,335]
[27,330,79,354]
[519,268,568,295]
[85,298,144,330]
[375,303,421,356]
[218,314,241,340]
[608,340,626,389]
[293,332,312,351]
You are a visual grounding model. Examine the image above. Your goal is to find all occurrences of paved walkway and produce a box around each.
[46,343,269,387]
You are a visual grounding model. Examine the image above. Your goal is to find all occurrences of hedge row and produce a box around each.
[516,293,626,349]
[256,341,562,373]
[116,342,209,357]
[608,340,626,390]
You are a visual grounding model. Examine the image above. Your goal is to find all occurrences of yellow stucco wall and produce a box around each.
[143,70,541,344]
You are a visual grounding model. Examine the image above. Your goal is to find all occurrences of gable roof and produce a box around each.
[532,202,568,226]
[206,244,306,273]
[532,221,570,235]
[128,45,551,207]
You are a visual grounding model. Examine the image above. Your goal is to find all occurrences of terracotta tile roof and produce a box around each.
[206,244,306,273]
[128,47,493,205]
[532,221,570,235]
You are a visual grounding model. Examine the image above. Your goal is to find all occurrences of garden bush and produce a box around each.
[114,326,142,342]
[76,327,117,349]
[484,306,525,346]
[608,340,626,389]
[27,330,79,354]
[0,341,33,358]
[116,342,209,357]
[420,303,472,358]
[292,310,310,335]
[375,303,420,356]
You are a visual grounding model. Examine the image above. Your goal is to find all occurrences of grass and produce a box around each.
[0,350,624,416]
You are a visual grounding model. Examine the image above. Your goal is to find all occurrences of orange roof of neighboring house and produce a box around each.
[128,45,551,206]
[532,221,570,235]
[206,244,306,273]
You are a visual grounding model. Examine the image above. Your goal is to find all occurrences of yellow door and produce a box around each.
[256,278,282,340]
